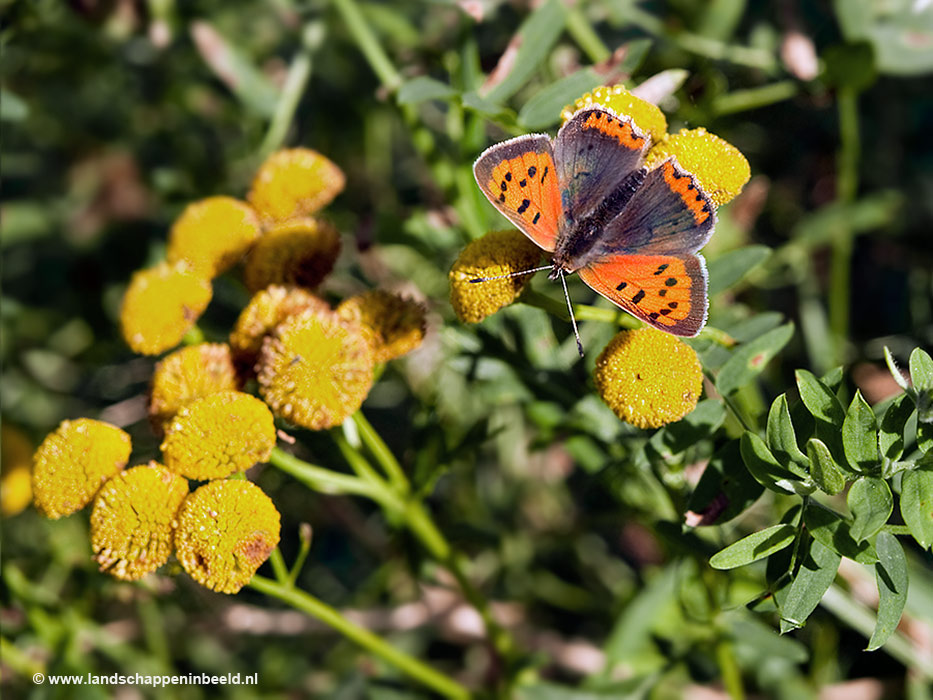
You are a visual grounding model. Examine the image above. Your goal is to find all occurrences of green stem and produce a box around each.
[881,524,912,536]
[703,370,754,432]
[565,5,611,63]
[249,575,472,700]
[330,0,403,93]
[712,81,798,116]
[520,287,639,326]
[269,547,289,583]
[288,524,314,586]
[353,411,410,494]
[332,430,394,494]
[268,446,390,504]
[715,637,745,699]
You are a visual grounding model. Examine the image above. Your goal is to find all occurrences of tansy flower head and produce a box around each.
[248,148,345,224]
[230,285,331,368]
[175,479,281,594]
[336,290,426,362]
[449,230,541,323]
[161,391,276,480]
[120,261,212,356]
[257,309,374,430]
[243,218,341,293]
[90,462,188,581]
[166,196,262,277]
[149,343,240,426]
[2,425,34,517]
[593,328,703,429]
[644,128,750,207]
[32,419,132,519]
[561,85,668,143]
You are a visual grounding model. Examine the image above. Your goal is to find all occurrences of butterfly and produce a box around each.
[473,105,716,350]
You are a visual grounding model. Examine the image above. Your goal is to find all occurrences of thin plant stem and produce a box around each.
[330,0,403,93]
[331,430,393,493]
[353,411,410,494]
[712,81,798,116]
[715,637,745,700]
[288,524,314,586]
[704,370,754,432]
[249,575,472,700]
[565,5,610,64]
[520,287,639,326]
[268,547,289,583]
[268,446,392,504]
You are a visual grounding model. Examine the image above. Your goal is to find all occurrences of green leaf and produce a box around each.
[847,477,893,542]
[804,503,878,564]
[867,531,908,651]
[806,438,847,495]
[686,440,764,526]
[910,347,933,423]
[779,538,841,633]
[517,69,602,130]
[603,565,678,665]
[796,369,846,426]
[884,347,911,392]
[397,76,457,105]
[0,89,29,122]
[879,394,915,462]
[740,432,809,496]
[833,0,933,76]
[767,394,808,471]
[842,391,880,472]
[707,246,772,296]
[900,468,933,549]
[918,422,933,454]
[649,399,726,459]
[822,42,877,92]
[716,323,794,396]
[461,90,508,117]
[709,524,797,570]
[820,366,845,393]
[484,0,567,103]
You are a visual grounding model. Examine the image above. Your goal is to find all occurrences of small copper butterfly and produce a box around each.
[473,106,715,345]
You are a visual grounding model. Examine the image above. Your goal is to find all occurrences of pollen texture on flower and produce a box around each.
[247,148,345,224]
[32,419,132,519]
[91,462,188,581]
[243,217,341,293]
[120,261,212,356]
[166,196,262,277]
[257,310,374,430]
[449,229,542,323]
[2,425,34,517]
[593,328,703,429]
[561,85,668,143]
[644,128,750,207]
[175,479,281,594]
[336,290,426,362]
[150,343,240,425]
[161,391,276,480]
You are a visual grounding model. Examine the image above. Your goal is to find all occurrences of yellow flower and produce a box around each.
[257,309,374,430]
[243,218,341,293]
[593,328,703,429]
[449,230,542,323]
[336,290,426,362]
[149,343,240,426]
[120,261,212,356]
[175,479,281,594]
[2,425,34,517]
[230,285,332,367]
[248,148,345,224]
[90,462,188,581]
[166,196,262,277]
[561,84,668,143]
[644,128,750,207]
[32,419,132,519]
[161,391,276,480]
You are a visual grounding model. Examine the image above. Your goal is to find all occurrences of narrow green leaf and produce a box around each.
[740,432,807,496]
[716,323,795,396]
[709,524,797,570]
[796,369,846,426]
[650,399,725,459]
[900,468,933,549]
[884,346,911,392]
[461,91,508,117]
[685,440,764,526]
[706,245,772,296]
[820,366,845,393]
[847,477,893,542]
[603,565,678,665]
[804,503,878,564]
[879,394,914,461]
[780,538,841,633]
[910,348,933,423]
[867,531,908,650]
[517,69,602,130]
[807,438,847,495]
[397,76,457,105]
[843,390,880,472]
[767,394,808,470]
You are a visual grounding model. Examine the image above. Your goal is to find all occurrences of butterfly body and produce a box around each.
[473,106,716,337]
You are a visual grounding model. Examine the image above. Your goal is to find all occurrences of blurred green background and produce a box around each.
[2,0,932,698]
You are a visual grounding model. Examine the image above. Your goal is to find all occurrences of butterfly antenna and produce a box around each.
[469,265,552,283]
[558,269,585,357]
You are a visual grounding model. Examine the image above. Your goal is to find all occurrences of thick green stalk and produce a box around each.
[268,446,392,505]
[353,411,410,494]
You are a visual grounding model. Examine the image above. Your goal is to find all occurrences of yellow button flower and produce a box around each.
[257,309,374,430]
[336,290,426,362]
[149,343,240,426]
[32,419,132,519]
[161,391,276,480]
[175,479,281,594]
[243,217,341,293]
[561,84,668,143]
[166,196,262,277]
[91,462,189,581]
[644,128,751,207]
[593,328,703,429]
[120,261,212,356]
[248,148,345,224]
[2,425,34,517]
[449,230,542,323]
